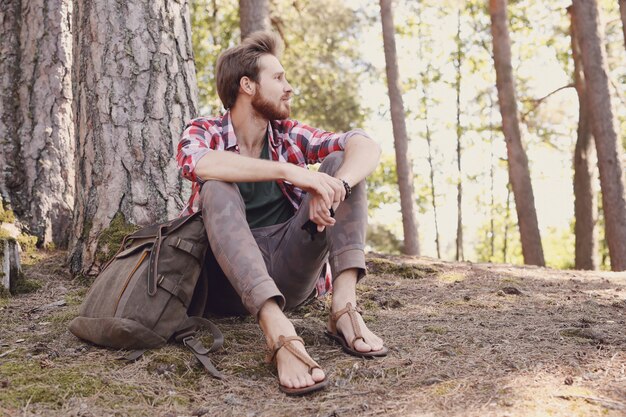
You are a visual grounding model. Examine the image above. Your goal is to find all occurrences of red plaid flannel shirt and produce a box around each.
[176,111,369,295]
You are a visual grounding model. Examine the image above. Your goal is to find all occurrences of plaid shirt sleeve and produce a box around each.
[176,118,222,183]
[284,120,372,164]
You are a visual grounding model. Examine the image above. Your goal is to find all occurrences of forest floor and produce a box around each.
[0,250,625,417]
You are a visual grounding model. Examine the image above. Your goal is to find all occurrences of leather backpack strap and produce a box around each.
[147,225,164,296]
[173,316,224,379]
[182,336,222,379]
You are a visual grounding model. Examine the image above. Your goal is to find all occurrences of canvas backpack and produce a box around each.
[68,211,223,378]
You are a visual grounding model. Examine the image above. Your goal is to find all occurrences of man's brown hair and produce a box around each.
[216,31,283,110]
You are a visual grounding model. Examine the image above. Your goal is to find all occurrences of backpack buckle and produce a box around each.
[182,336,194,347]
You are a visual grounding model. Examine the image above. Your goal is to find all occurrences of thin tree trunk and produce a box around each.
[239,0,269,40]
[454,7,464,261]
[489,0,545,266]
[489,90,496,259]
[70,0,198,275]
[0,0,22,206]
[568,5,598,270]
[619,0,626,47]
[14,0,75,248]
[503,182,511,263]
[423,84,440,259]
[573,0,626,271]
[380,0,420,255]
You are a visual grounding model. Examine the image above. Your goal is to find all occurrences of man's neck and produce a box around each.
[230,104,268,150]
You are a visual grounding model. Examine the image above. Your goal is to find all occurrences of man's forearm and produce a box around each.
[334,134,382,186]
[194,151,291,183]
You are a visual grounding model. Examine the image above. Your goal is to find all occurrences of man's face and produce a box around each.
[250,54,292,120]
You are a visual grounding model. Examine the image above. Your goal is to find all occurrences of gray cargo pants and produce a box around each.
[199,151,367,317]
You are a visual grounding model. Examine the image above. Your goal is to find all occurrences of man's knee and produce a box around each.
[199,180,243,209]
[319,151,345,175]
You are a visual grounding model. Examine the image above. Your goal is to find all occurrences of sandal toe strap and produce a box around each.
[269,335,320,372]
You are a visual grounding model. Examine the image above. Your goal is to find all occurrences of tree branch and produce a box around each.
[520,83,574,122]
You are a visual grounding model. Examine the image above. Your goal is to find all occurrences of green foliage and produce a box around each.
[191,0,240,114]
[474,198,523,265]
[273,0,368,131]
[367,223,402,254]
[0,199,15,223]
[367,154,399,211]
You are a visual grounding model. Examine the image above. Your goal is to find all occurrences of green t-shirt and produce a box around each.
[236,139,294,229]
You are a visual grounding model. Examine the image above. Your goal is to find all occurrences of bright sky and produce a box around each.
[346,0,624,263]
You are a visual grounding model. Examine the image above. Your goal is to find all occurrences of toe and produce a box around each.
[311,367,325,383]
[353,338,373,353]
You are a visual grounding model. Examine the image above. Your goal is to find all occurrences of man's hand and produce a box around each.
[286,166,345,232]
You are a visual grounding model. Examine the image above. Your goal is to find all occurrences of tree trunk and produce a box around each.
[619,0,626,47]
[0,0,22,206]
[573,0,626,271]
[379,0,420,256]
[13,0,75,248]
[70,0,198,276]
[454,7,464,262]
[568,5,598,270]
[239,0,269,40]
[489,0,545,266]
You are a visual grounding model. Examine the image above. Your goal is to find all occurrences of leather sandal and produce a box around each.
[325,302,388,358]
[268,335,329,396]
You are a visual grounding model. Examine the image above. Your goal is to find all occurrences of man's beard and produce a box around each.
[251,90,290,120]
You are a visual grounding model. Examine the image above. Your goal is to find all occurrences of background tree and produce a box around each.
[69,0,198,275]
[239,0,269,39]
[619,0,626,47]
[0,0,21,206]
[568,5,598,270]
[489,0,545,266]
[572,0,626,271]
[380,0,420,255]
[18,0,75,248]
[454,6,464,261]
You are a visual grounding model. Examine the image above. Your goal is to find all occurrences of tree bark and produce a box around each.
[379,0,420,255]
[239,0,269,40]
[568,5,598,270]
[14,0,75,248]
[70,0,198,275]
[619,0,626,47]
[489,0,545,266]
[573,0,626,271]
[0,0,22,206]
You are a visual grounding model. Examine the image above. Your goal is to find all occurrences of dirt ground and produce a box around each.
[0,250,625,417]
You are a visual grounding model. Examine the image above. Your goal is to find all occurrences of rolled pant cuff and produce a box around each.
[244,279,286,318]
[329,246,367,281]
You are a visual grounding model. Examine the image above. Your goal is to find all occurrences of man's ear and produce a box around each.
[239,76,255,96]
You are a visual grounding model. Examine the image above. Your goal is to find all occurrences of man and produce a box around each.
[177,31,386,395]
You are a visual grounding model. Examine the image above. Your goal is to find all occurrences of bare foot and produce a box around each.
[273,337,326,389]
[332,305,385,353]
[259,300,325,390]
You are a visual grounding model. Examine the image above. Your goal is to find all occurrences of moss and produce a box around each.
[366,257,438,279]
[16,234,38,254]
[438,272,466,283]
[0,285,11,298]
[0,207,16,224]
[0,360,105,408]
[94,212,140,264]
[423,325,448,335]
[12,272,42,295]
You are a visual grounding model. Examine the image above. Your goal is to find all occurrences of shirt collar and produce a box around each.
[221,111,238,150]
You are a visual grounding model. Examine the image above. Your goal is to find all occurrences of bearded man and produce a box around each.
[177,31,387,396]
